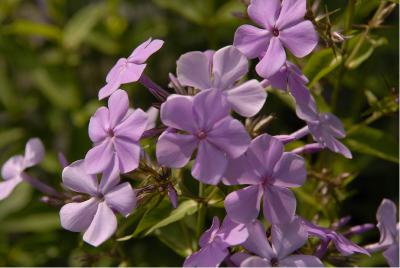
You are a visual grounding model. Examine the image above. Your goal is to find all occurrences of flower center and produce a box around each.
[107,128,115,137]
[272,28,280,37]
[271,257,279,267]
[197,131,207,140]
[96,192,105,201]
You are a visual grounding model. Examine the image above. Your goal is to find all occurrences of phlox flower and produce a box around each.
[99,38,164,100]
[231,218,323,267]
[234,0,318,78]
[85,89,148,176]
[224,134,306,224]
[156,89,250,184]
[176,45,266,117]
[184,216,249,267]
[60,160,136,247]
[0,138,44,200]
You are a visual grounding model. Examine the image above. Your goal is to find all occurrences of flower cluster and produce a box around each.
[0,0,397,267]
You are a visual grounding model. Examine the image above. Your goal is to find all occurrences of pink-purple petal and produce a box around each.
[247,0,281,29]
[114,108,148,141]
[377,199,398,246]
[256,37,286,78]
[177,51,212,90]
[114,138,141,173]
[183,243,229,268]
[240,256,271,267]
[1,155,24,180]
[84,139,114,174]
[224,185,263,224]
[62,160,98,196]
[263,185,296,224]
[159,95,196,132]
[199,216,220,247]
[276,0,307,29]
[223,153,263,186]
[105,182,136,217]
[108,89,129,128]
[233,25,271,59]
[24,138,45,168]
[118,63,146,84]
[218,216,249,246]
[383,244,399,267]
[89,107,110,143]
[280,21,318,58]
[83,202,117,247]
[279,254,323,267]
[0,177,22,200]
[272,152,306,188]
[60,198,98,232]
[242,220,275,259]
[129,38,164,63]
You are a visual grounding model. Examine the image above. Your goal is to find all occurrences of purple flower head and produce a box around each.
[374,199,399,267]
[99,38,164,100]
[231,218,323,267]
[85,89,148,177]
[224,134,306,224]
[301,218,370,256]
[60,160,136,247]
[156,89,251,185]
[176,46,267,117]
[184,216,249,267]
[0,138,44,200]
[234,0,318,78]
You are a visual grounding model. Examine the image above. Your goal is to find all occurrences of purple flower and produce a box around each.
[184,216,249,267]
[98,38,164,100]
[366,199,399,267]
[156,89,250,184]
[85,89,148,176]
[60,160,136,247]
[234,0,318,78]
[224,134,306,224]
[301,218,370,256]
[0,138,44,200]
[231,218,323,267]
[145,107,159,130]
[176,46,267,117]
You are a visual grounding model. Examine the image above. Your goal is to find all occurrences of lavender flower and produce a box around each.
[176,46,266,117]
[98,38,164,100]
[366,199,399,267]
[184,216,248,267]
[231,218,323,267]
[156,89,250,184]
[85,89,148,176]
[234,0,318,78]
[224,134,306,224]
[0,138,44,200]
[60,160,136,247]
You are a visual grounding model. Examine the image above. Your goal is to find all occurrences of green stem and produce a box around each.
[196,182,206,242]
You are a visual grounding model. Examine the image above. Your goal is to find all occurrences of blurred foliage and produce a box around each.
[0,0,398,266]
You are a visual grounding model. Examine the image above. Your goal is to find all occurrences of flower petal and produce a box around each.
[62,160,98,195]
[247,134,284,178]
[193,89,230,131]
[241,256,271,267]
[263,185,296,224]
[248,0,280,29]
[224,185,263,224]
[24,138,45,168]
[377,199,398,246]
[218,216,249,246]
[118,63,146,84]
[199,216,220,247]
[114,138,141,173]
[1,155,24,180]
[108,89,129,128]
[271,217,308,259]
[177,51,212,90]
[105,182,136,217]
[60,198,98,232]
[0,177,22,200]
[114,108,148,141]
[229,252,252,267]
[256,37,286,78]
[233,25,271,59]
[84,139,114,174]
[288,77,319,122]
[98,79,121,100]
[89,107,110,143]
[276,0,307,29]
[279,254,323,267]
[159,94,196,132]
[280,21,318,58]
[191,141,227,185]
[83,202,117,247]
[383,244,399,267]
[272,152,306,188]
[242,220,275,259]
[223,153,263,186]
[226,80,267,117]
[183,243,229,268]
[208,117,250,158]
[156,131,197,168]
[128,38,164,63]
[212,46,248,90]
[145,107,159,130]
[319,113,346,138]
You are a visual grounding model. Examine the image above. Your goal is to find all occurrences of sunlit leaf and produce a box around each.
[303,49,342,86]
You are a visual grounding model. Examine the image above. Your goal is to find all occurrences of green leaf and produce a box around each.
[2,20,62,42]
[154,223,194,257]
[346,35,388,69]
[0,183,32,221]
[303,49,342,86]
[0,213,60,233]
[63,3,106,50]
[0,128,24,149]
[145,199,198,235]
[346,126,399,163]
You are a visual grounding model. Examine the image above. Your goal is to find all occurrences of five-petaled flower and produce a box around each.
[176,45,267,117]
[0,138,44,200]
[234,0,318,78]
[156,89,251,185]
[184,216,249,267]
[224,134,306,224]
[99,38,164,100]
[60,160,136,247]
[85,89,148,176]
